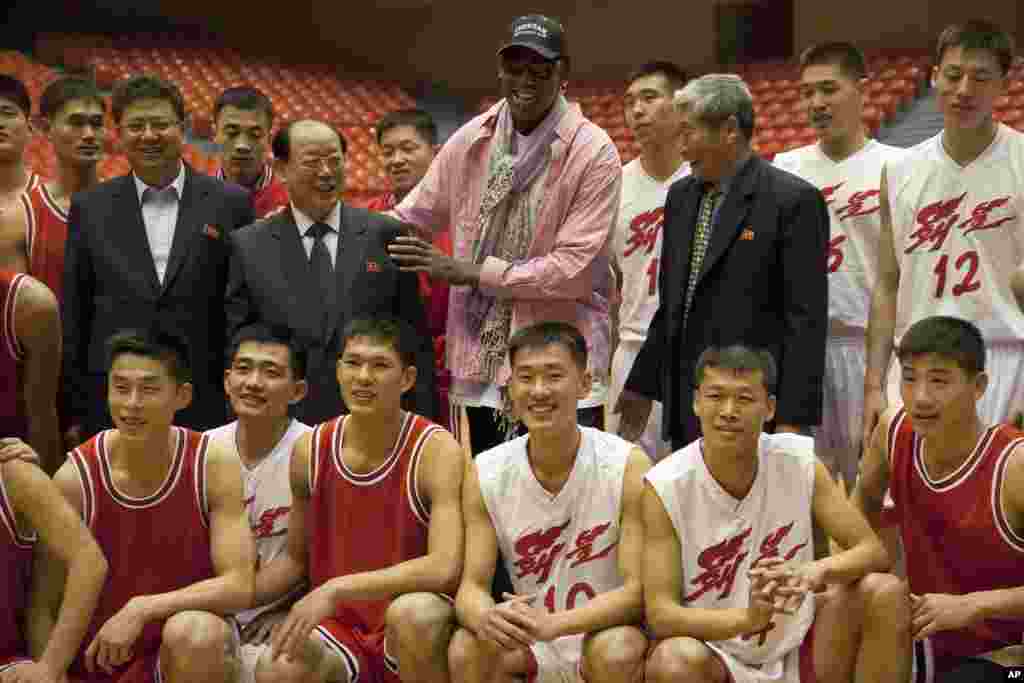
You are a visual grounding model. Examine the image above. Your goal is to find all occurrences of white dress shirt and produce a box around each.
[291,201,341,268]
[134,163,186,284]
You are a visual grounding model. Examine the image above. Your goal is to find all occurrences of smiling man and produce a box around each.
[388,14,621,457]
[226,120,435,425]
[214,87,289,219]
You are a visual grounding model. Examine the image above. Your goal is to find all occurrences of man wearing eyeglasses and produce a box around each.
[388,14,621,458]
[225,120,435,425]
[63,74,255,445]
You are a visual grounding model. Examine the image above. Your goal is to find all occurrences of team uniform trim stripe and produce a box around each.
[19,193,34,261]
[992,437,1024,553]
[99,427,186,508]
[38,183,69,222]
[382,636,399,674]
[195,434,211,529]
[887,408,906,469]
[70,449,96,528]
[314,625,358,683]
[333,412,413,486]
[309,423,323,496]
[0,660,31,673]
[406,425,440,528]
[0,467,34,548]
[3,273,27,361]
[914,425,996,492]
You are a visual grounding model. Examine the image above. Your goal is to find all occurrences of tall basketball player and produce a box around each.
[1,440,106,683]
[0,75,41,274]
[774,42,905,492]
[39,329,254,683]
[254,317,464,683]
[854,316,1024,681]
[643,345,910,683]
[865,20,1024,446]
[449,321,651,683]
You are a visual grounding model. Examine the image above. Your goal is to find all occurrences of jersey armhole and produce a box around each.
[196,433,212,529]
[68,451,95,529]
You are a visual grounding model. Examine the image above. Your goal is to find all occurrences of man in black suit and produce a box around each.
[618,73,828,451]
[63,75,255,442]
[225,120,434,425]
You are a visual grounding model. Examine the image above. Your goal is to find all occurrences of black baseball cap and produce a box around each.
[497,14,566,61]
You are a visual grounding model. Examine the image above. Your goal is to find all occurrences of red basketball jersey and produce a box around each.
[21,183,68,305]
[0,272,27,440]
[218,164,289,219]
[888,408,1024,668]
[0,465,34,661]
[68,428,215,672]
[307,412,440,632]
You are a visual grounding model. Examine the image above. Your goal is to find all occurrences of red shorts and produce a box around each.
[315,618,398,683]
[68,650,161,683]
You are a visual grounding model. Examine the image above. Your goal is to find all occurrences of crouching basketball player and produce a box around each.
[254,317,465,683]
[449,322,652,683]
[0,439,106,683]
[37,329,255,682]
[643,345,911,683]
[854,316,1024,681]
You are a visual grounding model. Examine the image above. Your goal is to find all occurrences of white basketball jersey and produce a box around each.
[477,427,631,667]
[206,418,312,627]
[645,433,816,669]
[613,158,691,344]
[886,124,1024,342]
[775,140,905,333]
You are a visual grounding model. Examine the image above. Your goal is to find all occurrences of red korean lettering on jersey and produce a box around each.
[820,182,844,205]
[836,189,881,220]
[752,521,808,565]
[566,521,618,568]
[905,193,968,254]
[623,208,665,258]
[514,519,572,583]
[252,506,290,539]
[960,197,1016,236]
[684,526,752,602]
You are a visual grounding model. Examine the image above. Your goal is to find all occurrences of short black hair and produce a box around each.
[936,19,1016,76]
[694,345,778,395]
[105,328,192,383]
[227,323,308,380]
[375,108,438,146]
[111,74,186,124]
[338,317,418,368]
[272,120,348,162]
[39,76,106,120]
[507,321,588,371]
[897,316,986,375]
[214,86,274,127]
[626,61,689,95]
[0,75,31,117]
[799,41,868,81]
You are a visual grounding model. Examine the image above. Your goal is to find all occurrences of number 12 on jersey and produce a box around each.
[933,250,981,298]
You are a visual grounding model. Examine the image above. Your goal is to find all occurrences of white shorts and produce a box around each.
[705,619,816,683]
[608,340,670,462]
[527,636,583,683]
[886,340,1024,425]
[817,335,867,489]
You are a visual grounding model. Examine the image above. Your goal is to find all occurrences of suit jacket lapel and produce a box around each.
[115,175,161,295]
[272,208,322,339]
[697,156,759,282]
[326,204,367,342]
[162,166,208,293]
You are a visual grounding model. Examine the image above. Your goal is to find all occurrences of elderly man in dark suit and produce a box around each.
[618,73,829,451]
[63,75,255,442]
[225,120,434,426]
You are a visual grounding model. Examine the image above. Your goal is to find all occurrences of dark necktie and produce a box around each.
[306,222,336,334]
[683,185,722,328]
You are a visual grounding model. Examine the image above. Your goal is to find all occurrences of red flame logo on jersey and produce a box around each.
[821,182,844,205]
[624,208,665,258]
[905,193,1016,254]
[513,519,572,583]
[685,527,752,602]
[252,506,290,539]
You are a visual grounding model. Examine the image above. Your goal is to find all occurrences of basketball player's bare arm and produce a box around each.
[910,446,1024,640]
[642,482,771,642]
[8,459,107,682]
[454,460,535,650]
[15,276,62,475]
[506,448,653,642]
[0,198,29,273]
[850,408,896,533]
[863,165,900,449]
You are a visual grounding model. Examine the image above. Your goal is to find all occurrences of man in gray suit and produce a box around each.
[225,120,434,425]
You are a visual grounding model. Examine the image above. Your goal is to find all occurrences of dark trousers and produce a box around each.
[464,405,605,599]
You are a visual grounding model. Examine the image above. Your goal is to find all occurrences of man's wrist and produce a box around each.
[457,260,483,287]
